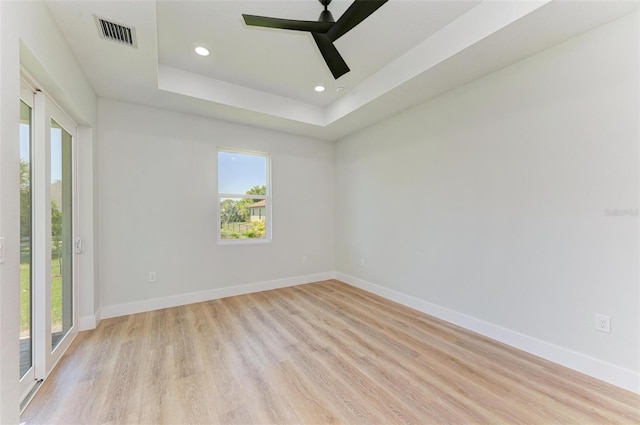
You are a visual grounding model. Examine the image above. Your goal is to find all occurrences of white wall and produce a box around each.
[97,99,334,314]
[0,2,18,422]
[0,1,98,423]
[335,12,639,390]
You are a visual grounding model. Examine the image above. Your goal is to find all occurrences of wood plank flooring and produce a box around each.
[21,280,639,424]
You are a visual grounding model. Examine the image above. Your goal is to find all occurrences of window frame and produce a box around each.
[217,147,272,245]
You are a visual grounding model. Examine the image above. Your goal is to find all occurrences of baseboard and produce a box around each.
[335,272,640,395]
[81,270,639,394]
[78,315,97,331]
[78,308,102,331]
[99,272,335,321]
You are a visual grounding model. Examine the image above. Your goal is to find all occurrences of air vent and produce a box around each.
[95,16,137,48]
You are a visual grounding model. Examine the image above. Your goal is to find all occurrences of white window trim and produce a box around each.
[217,147,272,245]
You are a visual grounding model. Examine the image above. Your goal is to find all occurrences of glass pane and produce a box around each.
[51,119,73,350]
[220,198,267,239]
[218,151,266,194]
[20,100,32,379]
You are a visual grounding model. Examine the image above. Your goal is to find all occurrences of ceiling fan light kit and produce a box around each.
[242,0,388,79]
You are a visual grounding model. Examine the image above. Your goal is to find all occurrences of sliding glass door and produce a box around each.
[20,83,78,403]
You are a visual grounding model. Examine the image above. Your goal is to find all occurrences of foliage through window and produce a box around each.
[218,148,271,242]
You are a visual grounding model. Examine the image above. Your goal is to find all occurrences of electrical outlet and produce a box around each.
[301,256,307,264]
[148,272,157,282]
[360,258,365,267]
[594,314,611,333]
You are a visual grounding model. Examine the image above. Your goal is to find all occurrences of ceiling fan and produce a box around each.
[242,0,388,79]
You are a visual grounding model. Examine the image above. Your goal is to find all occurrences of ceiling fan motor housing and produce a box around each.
[319,10,335,23]
[319,0,334,22]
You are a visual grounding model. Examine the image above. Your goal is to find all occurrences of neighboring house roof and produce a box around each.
[248,200,266,209]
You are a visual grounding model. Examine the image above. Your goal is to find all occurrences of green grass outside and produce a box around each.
[20,261,62,333]
[220,220,266,240]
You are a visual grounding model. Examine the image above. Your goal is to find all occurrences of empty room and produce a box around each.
[0,0,639,424]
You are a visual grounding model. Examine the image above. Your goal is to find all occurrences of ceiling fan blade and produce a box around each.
[327,0,388,42]
[312,33,350,79]
[242,14,333,33]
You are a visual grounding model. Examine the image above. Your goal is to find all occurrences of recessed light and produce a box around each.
[314,85,326,92]
[336,86,344,92]
[194,46,210,56]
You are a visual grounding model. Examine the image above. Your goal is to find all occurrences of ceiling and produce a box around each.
[45,0,639,141]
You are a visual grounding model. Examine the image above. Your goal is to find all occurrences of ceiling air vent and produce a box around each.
[95,16,137,48]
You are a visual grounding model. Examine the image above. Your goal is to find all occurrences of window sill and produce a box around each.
[217,238,272,246]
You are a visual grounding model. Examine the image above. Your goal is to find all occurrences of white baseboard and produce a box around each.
[78,315,97,331]
[78,308,102,331]
[99,272,335,321]
[78,270,638,394]
[335,272,640,395]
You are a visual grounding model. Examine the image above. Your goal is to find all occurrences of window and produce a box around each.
[218,148,271,243]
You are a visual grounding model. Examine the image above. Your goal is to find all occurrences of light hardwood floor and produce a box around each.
[22,280,639,424]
